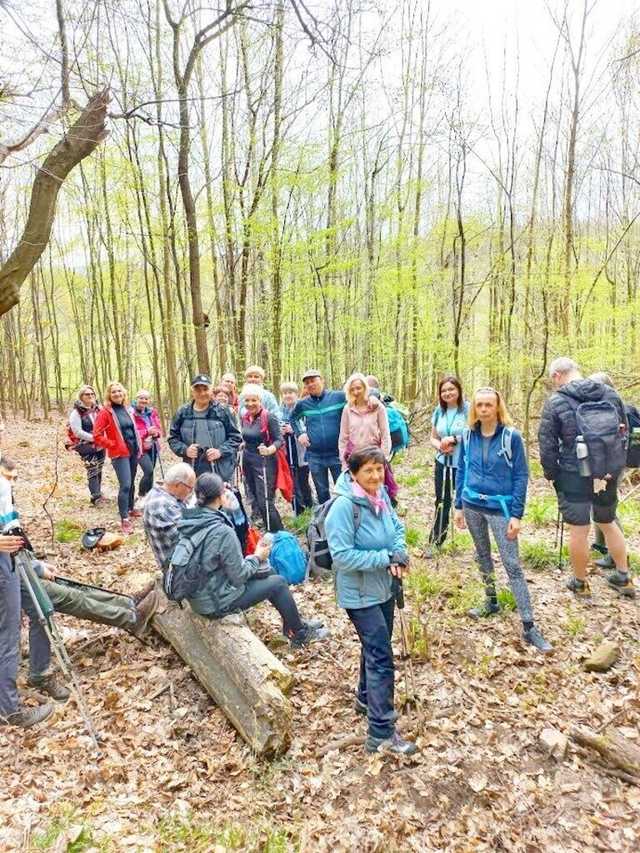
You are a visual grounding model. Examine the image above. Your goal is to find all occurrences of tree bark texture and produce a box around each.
[0,89,110,317]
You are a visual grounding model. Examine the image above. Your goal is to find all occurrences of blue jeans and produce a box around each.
[346,597,396,740]
[219,576,303,635]
[308,459,341,505]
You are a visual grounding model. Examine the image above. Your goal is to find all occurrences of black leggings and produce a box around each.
[429,460,457,546]
[111,455,138,519]
[243,451,283,532]
[224,575,303,635]
[136,448,157,498]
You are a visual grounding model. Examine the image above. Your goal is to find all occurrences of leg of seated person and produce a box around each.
[42,579,137,630]
[228,575,304,635]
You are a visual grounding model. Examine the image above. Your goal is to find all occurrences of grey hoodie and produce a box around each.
[177,506,260,617]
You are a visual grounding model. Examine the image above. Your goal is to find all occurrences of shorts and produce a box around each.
[554,471,618,526]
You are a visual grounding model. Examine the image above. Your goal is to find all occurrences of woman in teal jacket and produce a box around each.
[325,446,416,755]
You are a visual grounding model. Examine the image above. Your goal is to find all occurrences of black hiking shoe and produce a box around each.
[566,576,591,598]
[27,673,70,702]
[467,599,501,620]
[354,695,399,722]
[2,703,54,729]
[606,571,636,598]
[522,626,553,654]
[595,553,615,570]
[365,731,417,755]
[289,624,331,648]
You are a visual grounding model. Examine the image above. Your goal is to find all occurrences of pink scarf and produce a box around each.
[352,481,388,515]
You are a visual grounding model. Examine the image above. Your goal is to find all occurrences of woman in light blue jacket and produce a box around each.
[325,446,416,756]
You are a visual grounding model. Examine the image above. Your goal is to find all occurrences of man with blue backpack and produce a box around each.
[539,357,634,599]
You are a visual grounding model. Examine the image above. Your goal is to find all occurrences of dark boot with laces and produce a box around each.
[522,625,553,654]
[365,731,417,755]
[289,623,331,647]
[2,703,54,729]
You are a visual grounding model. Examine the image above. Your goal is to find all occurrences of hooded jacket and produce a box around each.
[538,379,627,481]
[338,396,392,468]
[133,406,163,453]
[178,506,260,617]
[325,471,406,609]
[93,405,142,459]
[454,423,528,519]
[168,401,242,482]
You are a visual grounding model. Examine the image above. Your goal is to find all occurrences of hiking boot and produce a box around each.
[3,703,53,729]
[522,626,553,654]
[595,553,615,570]
[121,518,134,535]
[467,599,501,620]
[354,695,399,722]
[365,731,417,755]
[606,571,636,599]
[131,580,156,604]
[566,576,591,598]
[130,589,159,638]
[289,624,331,648]
[90,494,106,507]
[27,673,70,702]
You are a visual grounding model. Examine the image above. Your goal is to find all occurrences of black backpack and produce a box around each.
[625,404,640,468]
[163,528,210,604]
[574,400,627,479]
[307,497,361,575]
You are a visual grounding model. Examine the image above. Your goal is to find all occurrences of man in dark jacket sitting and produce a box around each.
[538,357,634,598]
[168,375,242,480]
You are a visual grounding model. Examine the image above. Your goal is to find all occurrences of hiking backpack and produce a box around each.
[574,400,627,479]
[385,403,410,453]
[307,497,362,575]
[269,531,308,585]
[163,529,210,603]
[625,404,640,468]
[460,427,516,518]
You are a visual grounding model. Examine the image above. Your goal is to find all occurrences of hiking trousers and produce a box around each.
[243,451,283,532]
[308,459,342,505]
[20,578,138,677]
[111,455,138,519]
[77,446,105,501]
[346,597,396,740]
[464,506,533,623]
[136,448,156,498]
[429,460,457,547]
[0,554,20,716]
[220,575,304,635]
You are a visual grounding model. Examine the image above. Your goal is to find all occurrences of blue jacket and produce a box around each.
[291,389,346,463]
[454,424,528,519]
[325,472,407,609]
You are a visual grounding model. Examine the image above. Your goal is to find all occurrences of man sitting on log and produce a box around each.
[143,462,196,572]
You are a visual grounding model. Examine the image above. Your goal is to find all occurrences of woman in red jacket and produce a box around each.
[93,382,142,534]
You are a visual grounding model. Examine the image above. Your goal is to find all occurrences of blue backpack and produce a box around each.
[386,404,410,452]
[270,531,308,585]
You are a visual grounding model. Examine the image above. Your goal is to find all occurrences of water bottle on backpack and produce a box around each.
[576,434,591,477]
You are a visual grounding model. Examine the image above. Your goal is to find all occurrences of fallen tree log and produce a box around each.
[151,588,293,757]
[570,726,640,777]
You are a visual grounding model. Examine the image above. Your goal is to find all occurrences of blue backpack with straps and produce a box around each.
[461,426,515,518]
[269,531,308,585]
[386,404,410,452]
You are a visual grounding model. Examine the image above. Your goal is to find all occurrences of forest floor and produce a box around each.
[1,416,640,853]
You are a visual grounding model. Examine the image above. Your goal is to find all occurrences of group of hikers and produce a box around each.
[0,356,637,757]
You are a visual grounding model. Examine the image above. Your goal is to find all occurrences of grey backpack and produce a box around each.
[306,497,361,575]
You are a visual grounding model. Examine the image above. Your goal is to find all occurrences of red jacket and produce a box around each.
[93,406,142,459]
[132,407,163,452]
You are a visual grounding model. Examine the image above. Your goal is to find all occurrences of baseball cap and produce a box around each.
[301,369,322,381]
[191,374,212,387]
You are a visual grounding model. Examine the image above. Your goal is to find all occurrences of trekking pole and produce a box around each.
[554,507,560,550]
[391,575,417,707]
[262,457,271,533]
[11,541,101,753]
[287,433,299,515]
[154,438,164,480]
[557,516,565,572]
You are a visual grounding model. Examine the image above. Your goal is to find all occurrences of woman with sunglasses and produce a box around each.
[68,385,106,506]
[425,375,469,556]
[454,387,552,653]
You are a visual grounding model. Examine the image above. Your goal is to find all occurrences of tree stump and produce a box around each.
[151,588,293,757]
[570,727,640,777]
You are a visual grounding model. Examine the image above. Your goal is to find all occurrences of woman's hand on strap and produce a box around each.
[506,517,521,540]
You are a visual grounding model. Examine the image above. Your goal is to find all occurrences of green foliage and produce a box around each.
[405,526,423,548]
[440,532,473,556]
[521,539,566,572]
[407,567,446,603]
[524,495,555,528]
[563,611,586,638]
[155,815,298,852]
[396,471,422,488]
[408,616,429,659]
[528,460,544,480]
[496,588,517,612]
[54,519,82,543]
[283,508,312,536]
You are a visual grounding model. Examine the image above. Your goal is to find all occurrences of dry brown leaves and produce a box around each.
[1,416,639,851]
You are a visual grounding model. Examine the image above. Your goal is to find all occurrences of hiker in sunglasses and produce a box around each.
[454,387,552,654]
